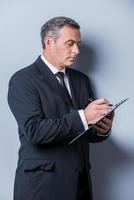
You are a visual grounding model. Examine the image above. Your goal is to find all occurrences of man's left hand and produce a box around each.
[95,111,115,135]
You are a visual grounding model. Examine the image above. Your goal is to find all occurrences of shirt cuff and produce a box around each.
[78,110,88,130]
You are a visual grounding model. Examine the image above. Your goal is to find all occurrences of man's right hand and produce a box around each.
[84,98,112,124]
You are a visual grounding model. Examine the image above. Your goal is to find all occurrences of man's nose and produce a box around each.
[73,44,80,55]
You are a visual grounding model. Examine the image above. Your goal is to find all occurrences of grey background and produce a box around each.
[0,0,134,199]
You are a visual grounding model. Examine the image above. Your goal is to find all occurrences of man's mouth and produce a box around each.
[69,57,77,61]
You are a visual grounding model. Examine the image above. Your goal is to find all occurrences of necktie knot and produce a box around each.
[55,72,66,88]
[55,72,65,80]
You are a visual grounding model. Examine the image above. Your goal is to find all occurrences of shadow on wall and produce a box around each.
[74,42,98,97]
[90,138,132,200]
[75,42,98,74]
[75,42,132,200]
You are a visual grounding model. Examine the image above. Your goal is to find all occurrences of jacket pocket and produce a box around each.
[23,159,55,172]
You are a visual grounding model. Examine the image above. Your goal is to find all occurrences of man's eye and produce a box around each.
[67,42,74,46]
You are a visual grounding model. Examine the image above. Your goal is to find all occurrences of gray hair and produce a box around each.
[40,16,80,49]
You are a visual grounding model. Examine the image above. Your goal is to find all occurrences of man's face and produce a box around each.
[45,26,81,69]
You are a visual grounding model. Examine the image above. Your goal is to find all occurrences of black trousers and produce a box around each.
[76,169,91,200]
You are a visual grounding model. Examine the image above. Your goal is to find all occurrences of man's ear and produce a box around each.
[44,36,54,49]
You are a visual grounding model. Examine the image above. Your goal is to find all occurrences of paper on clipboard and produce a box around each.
[69,98,129,145]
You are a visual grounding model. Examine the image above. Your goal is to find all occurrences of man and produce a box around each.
[8,16,114,200]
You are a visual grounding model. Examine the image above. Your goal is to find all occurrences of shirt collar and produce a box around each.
[41,55,65,75]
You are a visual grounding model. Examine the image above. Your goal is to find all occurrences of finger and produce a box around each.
[94,98,110,105]
[94,125,109,135]
[101,118,113,129]
[97,120,110,130]
[96,109,112,118]
[96,104,112,111]
[101,117,111,125]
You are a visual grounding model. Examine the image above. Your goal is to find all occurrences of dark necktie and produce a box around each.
[56,72,84,171]
[55,72,74,110]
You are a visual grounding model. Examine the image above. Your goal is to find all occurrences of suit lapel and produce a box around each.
[66,68,80,109]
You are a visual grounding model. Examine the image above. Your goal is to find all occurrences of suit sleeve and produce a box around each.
[8,74,85,145]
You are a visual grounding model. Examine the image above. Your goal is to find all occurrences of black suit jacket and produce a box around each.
[8,56,108,200]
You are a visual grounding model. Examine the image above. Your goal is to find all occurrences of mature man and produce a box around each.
[8,16,114,200]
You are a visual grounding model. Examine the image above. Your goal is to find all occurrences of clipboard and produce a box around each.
[69,98,129,145]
